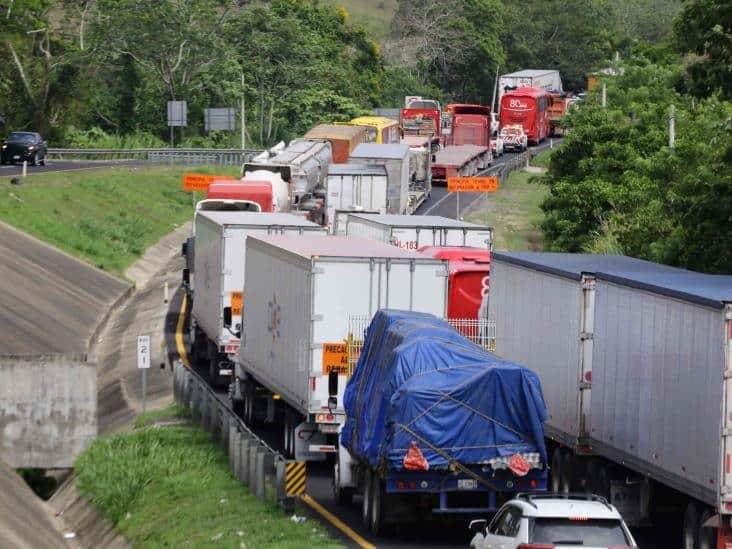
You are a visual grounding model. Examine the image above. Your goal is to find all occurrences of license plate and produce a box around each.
[458,479,478,490]
[13,155,20,160]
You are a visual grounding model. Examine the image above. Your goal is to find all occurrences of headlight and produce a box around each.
[1,145,6,149]
[27,145,35,150]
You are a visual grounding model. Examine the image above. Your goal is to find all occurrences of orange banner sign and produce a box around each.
[322,343,348,375]
[231,292,243,316]
[182,173,236,191]
[447,176,499,192]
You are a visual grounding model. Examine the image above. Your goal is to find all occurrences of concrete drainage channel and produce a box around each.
[172,362,299,511]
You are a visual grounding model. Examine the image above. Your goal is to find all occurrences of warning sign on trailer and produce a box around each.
[322,343,348,375]
[231,292,243,316]
[447,176,499,192]
[182,173,236,191]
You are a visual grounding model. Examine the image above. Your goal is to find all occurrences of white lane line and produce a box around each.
[422,191,454,215]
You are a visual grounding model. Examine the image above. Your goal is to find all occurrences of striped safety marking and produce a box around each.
[285,462,307,496]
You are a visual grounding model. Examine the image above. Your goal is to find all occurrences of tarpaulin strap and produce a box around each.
[438,391,529,441]
[395,422,497,491]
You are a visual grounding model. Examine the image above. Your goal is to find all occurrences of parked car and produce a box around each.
[468,493,637,549]
[490,136,504,157]
[499,125,528,152]
[0,132,47,165]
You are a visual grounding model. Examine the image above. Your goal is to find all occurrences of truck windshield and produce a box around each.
[7,132,35,142]
[530,518,631,546]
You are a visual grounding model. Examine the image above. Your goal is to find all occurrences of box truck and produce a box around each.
[189,212,325,386]
[343,213,492,251]
[349,143,410,215]
[498,69,563,103]
[235,235,449,461]
[325,163,389,230]
[488,251,732,549]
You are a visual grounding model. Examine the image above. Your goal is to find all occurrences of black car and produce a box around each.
[1,132,47,166]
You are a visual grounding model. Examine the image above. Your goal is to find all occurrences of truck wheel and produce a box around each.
[698,508,717,549]
[682,501,700,549]
[370,476,386,535]
[362,469,373,528]
[550,449,563,492]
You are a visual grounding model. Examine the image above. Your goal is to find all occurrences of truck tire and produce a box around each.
[698,508,717,549]
[362,469,373,528]
[333,463,353,506]
[550,449,563,492]
[682,501,700,549]
[370,476,386,535]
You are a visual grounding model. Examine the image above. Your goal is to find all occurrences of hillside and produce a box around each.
[324,0,397,40]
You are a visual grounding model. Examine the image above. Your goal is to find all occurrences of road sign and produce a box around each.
[182,173,236,191]
[167,101,187,127]
[137,335,150,369]
[205,107,236,131]
[447,176,499,192]
[322,342,348,375]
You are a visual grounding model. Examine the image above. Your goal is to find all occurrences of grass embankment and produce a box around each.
[465,150,553,251]
[325,0,397,40]
[0,165,239,276]
[76,405,342,548]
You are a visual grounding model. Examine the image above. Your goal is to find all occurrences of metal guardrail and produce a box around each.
[172,361,299,510]
[47,148,264,166]
[482,150,532,183]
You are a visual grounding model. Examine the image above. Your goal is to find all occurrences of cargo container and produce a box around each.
[335,310,548,533]
[340,116,401,144]
[400,135,437,213]
[498,69,563,103]
[190,212,326,386]
[431,145,491,184]
[343,213,492,251]
[499,87,551,144]
[418,246,490,319]
[547,93,574,136]
[349,143,410,215]
[304,124,368,164]
[325,164,389,229]
[243,138,332,223]
[488,251,732,548]
[235,235,449,461]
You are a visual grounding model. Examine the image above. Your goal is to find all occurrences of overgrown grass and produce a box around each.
[530,148,553,168]
[133,404,191,429]
[76,408,342,548]
[0,165,239,276]
[466,169,549,251]
[325,0,398,40]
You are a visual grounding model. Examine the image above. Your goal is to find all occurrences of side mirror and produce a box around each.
[182,268,190,285]
[223,306,232,328]
[469,519,487,535]
[328,370,338,397]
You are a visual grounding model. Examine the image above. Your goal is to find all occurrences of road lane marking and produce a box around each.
[422,190,453,215]
[299,494,376,549]
[175,293,191,369]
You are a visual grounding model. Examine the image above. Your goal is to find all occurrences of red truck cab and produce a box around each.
[207,181,274,212]
[418,246,490,319]
[445,104,492,147]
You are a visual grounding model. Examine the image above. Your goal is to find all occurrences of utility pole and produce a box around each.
[491,65,500,114]
[601,83,607,109]
[669,104,676,148]
[240,73,246,149]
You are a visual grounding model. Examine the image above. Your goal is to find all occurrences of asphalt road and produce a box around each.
[0,221,129,353]
[0,159,139,177]
[416,141,559,220]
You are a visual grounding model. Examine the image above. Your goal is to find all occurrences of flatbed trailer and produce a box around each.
[431,145,491,185]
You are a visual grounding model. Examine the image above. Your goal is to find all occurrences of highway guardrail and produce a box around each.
[47,148,264,166]
[172,361,299,510]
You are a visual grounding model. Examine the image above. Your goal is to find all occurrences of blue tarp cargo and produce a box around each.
[341,310,548,471]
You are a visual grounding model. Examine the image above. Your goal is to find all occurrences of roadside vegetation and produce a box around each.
[75,405,342,549]
[0,165,238,276]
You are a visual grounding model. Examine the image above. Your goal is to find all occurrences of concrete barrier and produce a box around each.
[0,354,97,468]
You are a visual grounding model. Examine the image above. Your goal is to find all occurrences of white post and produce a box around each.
[22,160,27,177]
[240,73,246,150]
[164,281,169,304]
[550,138,554,149]
[669,104,676,149]
[601,83,607,109]
[456,192,460,220]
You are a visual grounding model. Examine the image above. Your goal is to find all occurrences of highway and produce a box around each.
[416,140,559,220]
[0,159,140,177]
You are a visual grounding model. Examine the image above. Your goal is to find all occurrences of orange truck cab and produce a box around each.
[207,181,273,212]
[418,246,490,319]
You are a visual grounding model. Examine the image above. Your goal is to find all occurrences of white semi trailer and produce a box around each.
[236,234,448,460]
[488,251,732,549]
[190,211,326,386]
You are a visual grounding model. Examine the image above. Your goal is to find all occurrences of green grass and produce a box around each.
[530,148,553,168]
[76,407,342,549]
[324,0,398,40]
[466,169,549,251]
[133,404,191,429]
[0,165,239,276]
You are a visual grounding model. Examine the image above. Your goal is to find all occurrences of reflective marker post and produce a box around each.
[137,335,151,413]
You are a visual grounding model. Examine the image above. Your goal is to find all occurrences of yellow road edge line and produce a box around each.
[175,293,191,369]
[299,494,376,549]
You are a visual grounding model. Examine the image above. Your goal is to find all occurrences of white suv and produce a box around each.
[468,493,637,549]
